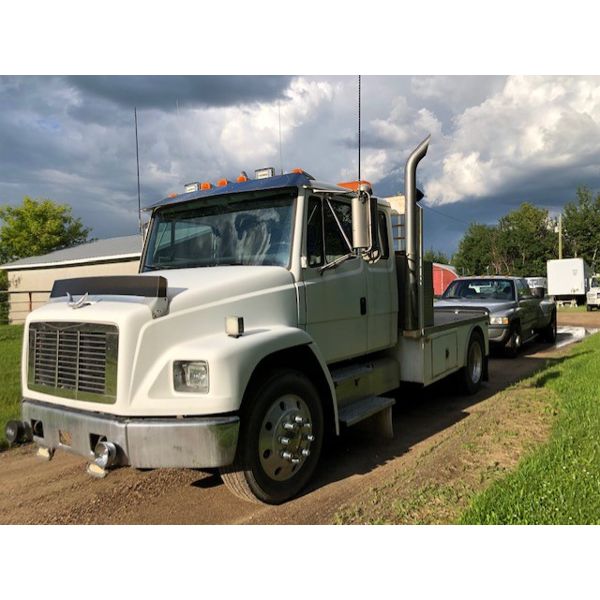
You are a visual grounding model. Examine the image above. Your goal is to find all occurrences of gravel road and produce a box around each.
[0,312,595,524]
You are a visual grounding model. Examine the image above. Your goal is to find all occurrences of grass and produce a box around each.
[461,332,600,524]
[0,324,24,449]
[557,305,587,312]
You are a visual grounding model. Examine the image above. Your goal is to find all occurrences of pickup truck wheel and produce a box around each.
[220,369,324,505]
[541,311,557,344]
[458,330,485,394]
[505,323,522,358]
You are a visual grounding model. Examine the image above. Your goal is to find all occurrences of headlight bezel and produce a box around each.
[173,360,210,394]
[490,316,510,326]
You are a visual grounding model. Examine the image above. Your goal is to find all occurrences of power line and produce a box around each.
[419,201,471,226]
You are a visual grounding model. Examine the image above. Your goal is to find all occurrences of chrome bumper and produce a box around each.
[22,399,239,469]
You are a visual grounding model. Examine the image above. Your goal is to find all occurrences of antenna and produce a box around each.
[358,75,361,181]
[278,100,283,175]
[134,107,142,234]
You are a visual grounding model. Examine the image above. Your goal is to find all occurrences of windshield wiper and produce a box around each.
[319,252,356,275]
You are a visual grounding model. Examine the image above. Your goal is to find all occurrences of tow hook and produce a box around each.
[86,441,119,478]
[4,420,32,446]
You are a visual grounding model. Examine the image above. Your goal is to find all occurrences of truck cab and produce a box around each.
[9,138,489,504]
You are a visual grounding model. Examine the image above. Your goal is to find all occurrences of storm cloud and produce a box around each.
[1,75,600,256]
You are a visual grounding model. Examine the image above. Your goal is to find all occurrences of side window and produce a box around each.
[518,279,531,298]
[378,211,390,259]
[324,199,352,262]
[307,196,324,267]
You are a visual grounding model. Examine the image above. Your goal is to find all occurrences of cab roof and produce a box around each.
[145,173,355,212]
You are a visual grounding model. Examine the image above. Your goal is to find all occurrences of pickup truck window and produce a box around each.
[143,190,295,270]
[443,278,515,301]
[516,279,532,298]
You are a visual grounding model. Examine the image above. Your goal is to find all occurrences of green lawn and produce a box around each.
[0,324,24,449]
[461,332,600,524]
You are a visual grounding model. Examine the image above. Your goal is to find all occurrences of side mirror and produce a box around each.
[531,287,545,299]
[351,190,370,250]
[351,189,380,254]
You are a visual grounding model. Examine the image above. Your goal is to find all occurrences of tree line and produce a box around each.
[0,197,91,323]
[430,186,600,277]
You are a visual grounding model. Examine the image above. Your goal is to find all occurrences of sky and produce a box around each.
[2,74,600,257]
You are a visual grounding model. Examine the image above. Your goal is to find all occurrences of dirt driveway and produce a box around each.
[1,311,596,525]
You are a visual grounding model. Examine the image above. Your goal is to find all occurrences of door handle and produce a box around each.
[360,297,367,315]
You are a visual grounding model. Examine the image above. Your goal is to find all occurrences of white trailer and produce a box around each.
[6,137,489,504]
[586,275,600,310]
[547,258,592,306]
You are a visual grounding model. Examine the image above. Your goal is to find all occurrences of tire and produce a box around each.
[458,330,485,394]
[587,305,592,312]
[541,311,557,344]
[220,368,324,505]
[504,323,522,358]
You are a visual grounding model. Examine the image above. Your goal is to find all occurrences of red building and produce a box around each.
[433,263,458,297]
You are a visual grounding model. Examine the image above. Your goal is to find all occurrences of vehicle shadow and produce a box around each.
[187,342,588,502]
[296,345,588,500]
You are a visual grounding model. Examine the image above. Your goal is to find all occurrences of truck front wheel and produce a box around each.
[220,369,324,504]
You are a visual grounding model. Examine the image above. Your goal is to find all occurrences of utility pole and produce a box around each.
[558,213,563,259]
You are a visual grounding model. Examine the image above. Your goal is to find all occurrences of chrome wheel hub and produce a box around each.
[258,394,314,481]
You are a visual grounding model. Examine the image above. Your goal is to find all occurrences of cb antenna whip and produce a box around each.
[134,107,142,235]
[358,74,361,182]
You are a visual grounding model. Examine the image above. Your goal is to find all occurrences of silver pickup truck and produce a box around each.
[436,276,557,357]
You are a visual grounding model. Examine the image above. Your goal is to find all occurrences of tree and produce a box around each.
[453,223,497,276]
[562,186,600,271]
[496,202,557,276]
[0,197,91,264]
[423,248,450,264]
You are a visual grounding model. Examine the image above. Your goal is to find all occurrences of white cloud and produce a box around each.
[426,75,600,204]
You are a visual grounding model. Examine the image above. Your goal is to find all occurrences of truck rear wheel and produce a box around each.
[541,310,557,344]
[458,330,485,394]
[220,369,324,504]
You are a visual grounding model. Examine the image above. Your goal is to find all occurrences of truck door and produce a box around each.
[365,209,398,352]
[302,194,368,363]
[516,279,538,338]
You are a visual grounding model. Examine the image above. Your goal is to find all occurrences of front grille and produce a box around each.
[28,322,118,404]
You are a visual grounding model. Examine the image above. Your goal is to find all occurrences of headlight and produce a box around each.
[173,360,209,393]
[490,316,510,325]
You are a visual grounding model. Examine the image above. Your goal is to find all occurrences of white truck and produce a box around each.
[6,137,489,504]
[586,275,600,311]
[547,258,592,306]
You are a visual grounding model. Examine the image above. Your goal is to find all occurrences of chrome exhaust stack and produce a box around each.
[404,135,430,331]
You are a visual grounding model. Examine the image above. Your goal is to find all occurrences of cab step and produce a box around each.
[331,363,373,386]
[338,395,395,426]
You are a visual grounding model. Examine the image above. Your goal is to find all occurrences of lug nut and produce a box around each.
[305,434,315,442]
[301,449,310,457]
[279,436,291,446]
[294,416,304,424]
[303,422,312,431]
[281,451,293,461]
[290,458,301,465]
[283,422,298,432]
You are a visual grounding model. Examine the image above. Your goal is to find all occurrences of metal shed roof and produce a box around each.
[0,234,143,271]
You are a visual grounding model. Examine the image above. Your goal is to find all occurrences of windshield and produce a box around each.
[443,279,515,301]
[142,190,295,271]
[591,277,600,288]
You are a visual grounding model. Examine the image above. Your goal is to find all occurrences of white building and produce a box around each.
[1,235,142,324]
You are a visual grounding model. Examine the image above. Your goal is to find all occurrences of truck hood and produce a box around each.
[435,298,515,315]
[140,265,295,313]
